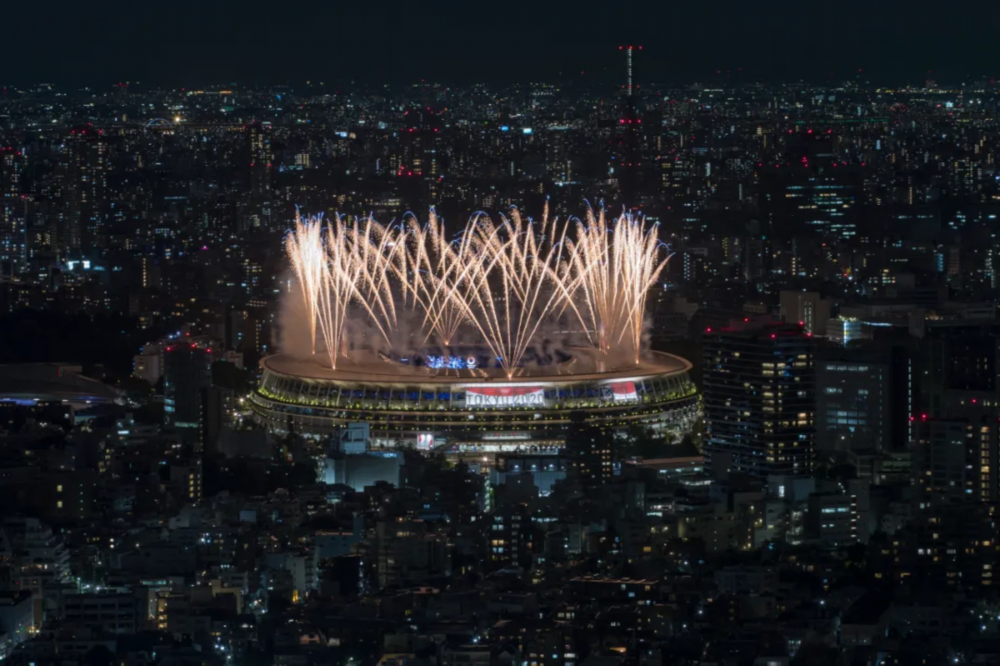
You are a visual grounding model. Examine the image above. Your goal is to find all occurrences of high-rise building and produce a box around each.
[397,107,442,206]
[682,247,714,285]
[758,165,860,241]
[611,45,643,204]
[703,319,816,479]
[247,122,272,197]
[544,128,572,182]
[919,320,1000,418]
[912,416,1000,507]
[816,349,907,451]
[612,45,644,201]
[0,147,25,277]
[62,127,108,257]
[564,411,613,487]
[163,343,213,448]
[779,290,832,336]
[245,122,274,231]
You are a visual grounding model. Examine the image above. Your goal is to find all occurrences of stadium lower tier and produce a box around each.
[250,352,700,448]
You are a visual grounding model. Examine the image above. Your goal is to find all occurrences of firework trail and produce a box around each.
[404,209,467,346]
[285,212,326,355]
[283,205,671,372]
[317,217,362,369]
[285,213,404,369]
[444,205,577,378]
[566,207,671,363]
[348,215,405,345]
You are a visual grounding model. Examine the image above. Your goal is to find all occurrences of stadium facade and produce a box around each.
[251,350,698,450]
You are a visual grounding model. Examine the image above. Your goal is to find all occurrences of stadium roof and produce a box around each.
[0,364,123,407]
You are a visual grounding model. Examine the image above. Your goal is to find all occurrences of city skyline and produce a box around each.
[4,13,1000,664]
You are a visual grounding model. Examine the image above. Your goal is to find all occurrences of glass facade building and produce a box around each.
[703,321,816,479]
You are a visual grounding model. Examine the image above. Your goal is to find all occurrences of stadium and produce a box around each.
[252,209,699,450]
[250,347,698,450]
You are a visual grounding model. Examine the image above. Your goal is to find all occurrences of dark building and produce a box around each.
[919,320,1000,418]
[247,121,272,196]
[703,318,816,479]
[0,147,25,276]
[612,45,644,202]
[758,163,861,241]
[398,107,442,206]
[0,591,33,657]
[163,343,213,448]
[62,592,137,634]
[912,416,1000,507]
[245,121,273,230]
[488,504,534,570]
[873,504,1000,592]
[816,347,894,453]
[62,127,108,256]
[564,411,613,487]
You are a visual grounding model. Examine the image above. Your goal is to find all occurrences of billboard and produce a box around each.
[465,386,546,408]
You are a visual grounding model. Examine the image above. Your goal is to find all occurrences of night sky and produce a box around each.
[4,0,998,87]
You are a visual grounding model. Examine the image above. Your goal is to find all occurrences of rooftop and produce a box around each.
[262,349,690,386]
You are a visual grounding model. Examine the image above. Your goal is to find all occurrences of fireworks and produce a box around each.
[445,205,577,377]
[284,206,671,375]
[285,214,326,356]
[403,210,467,347]
[285,211,403,369]
[565,206,671,363]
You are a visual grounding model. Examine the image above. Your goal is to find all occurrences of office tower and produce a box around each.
[247,121,272,196]
[0,147,28,276]
[912,416,1000,507]
[399,108,439,178]
[807,479,871,547]
[398,107,442,205]
[682,247,713,285]
[62,127,108,256]
[816,348,891,453]
[163,343,213,449]
[757,151,861,241]
[564,411,613,487]
[0,147,25,277]
[545,128,572,182]
[703,319,816,479]
[245,121,273,230]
